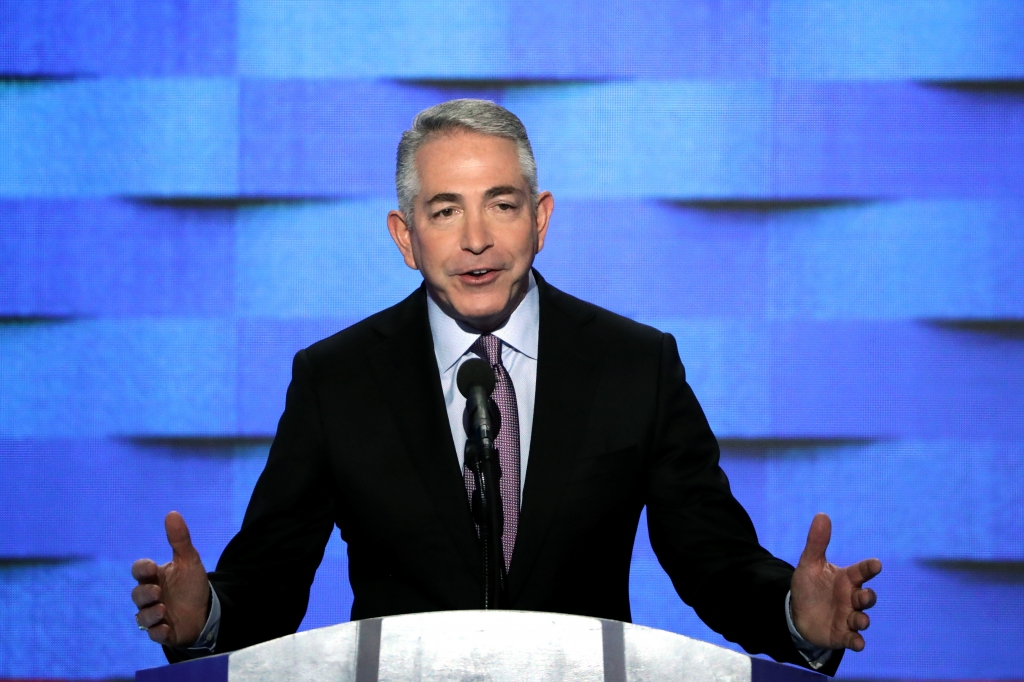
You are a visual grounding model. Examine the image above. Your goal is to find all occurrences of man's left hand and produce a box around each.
[790,513,882,652]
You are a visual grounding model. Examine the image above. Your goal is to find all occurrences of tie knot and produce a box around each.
[471,334,503,368]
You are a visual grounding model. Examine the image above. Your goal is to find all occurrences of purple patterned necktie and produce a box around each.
[463,333,520,571]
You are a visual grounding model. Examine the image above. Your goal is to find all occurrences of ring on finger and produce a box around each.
[136,612,148,631]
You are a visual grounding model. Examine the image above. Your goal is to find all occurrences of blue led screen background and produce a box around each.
[1,1,1023,679]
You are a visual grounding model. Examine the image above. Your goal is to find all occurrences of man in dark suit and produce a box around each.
[132,100,880,675]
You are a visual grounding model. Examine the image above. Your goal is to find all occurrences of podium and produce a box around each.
[136,610,824,682]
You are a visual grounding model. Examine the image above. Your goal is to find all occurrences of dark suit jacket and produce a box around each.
[183,272,840,674]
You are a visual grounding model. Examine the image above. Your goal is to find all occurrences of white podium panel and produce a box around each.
[136,610,824,682]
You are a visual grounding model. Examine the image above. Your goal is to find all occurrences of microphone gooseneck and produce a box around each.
[457,358,506,609]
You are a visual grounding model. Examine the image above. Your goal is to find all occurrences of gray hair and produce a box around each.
[395,99,539,223]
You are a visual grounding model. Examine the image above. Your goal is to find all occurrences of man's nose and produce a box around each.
[461,208,493,254]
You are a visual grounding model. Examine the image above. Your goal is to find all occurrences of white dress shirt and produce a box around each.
[427,271,539,494]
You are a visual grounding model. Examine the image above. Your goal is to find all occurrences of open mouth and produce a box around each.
[459,268,500,284]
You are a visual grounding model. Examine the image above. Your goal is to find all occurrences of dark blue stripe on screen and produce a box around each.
[0,200,234,317]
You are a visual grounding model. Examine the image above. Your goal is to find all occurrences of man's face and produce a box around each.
[388,130,553,331]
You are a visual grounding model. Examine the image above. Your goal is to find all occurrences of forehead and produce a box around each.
[414,131,524,192]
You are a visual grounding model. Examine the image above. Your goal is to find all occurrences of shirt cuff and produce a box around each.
[185,581,221,652]
[785,590,833,670]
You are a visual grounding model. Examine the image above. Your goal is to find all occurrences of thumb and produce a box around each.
[165,511,198,564]
[798,512,831,568]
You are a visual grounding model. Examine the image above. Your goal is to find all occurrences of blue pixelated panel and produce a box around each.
[649,319,1024,440]
[234,79,767,198]
[0,560,169,677]
[234,199,424,317]
[248,78,1024,199]
[762,321,1024,440]
[299,532,354,631]
[536,199,1024,321]
[510,0,770,79]
[630,512,1024,678]
[0,524,350,680]
[506,81,1024,199]
[235,0,1024,80]
[238,81,455,197]
[768,82,1024,198]
[238,0,768,79]
[0,79,238,197]
[0,1,236,77]
[770,0,1024,80]
[235,318,366,433]
[10,79,1020,199]
[507,81,769,198]
[0,320,238,437]
[516,0,1024,79]
[2,438,1019,679]
[820,560,1024,678]
[4,198,1021,322]
[0,316,390,439]
[3,318,1022,439]
[237,0,509,78]
[0,438,262,562]
[233,197,1024,321]
[718,441,1024,567]
[0,200,234,317]
[3,436,1017,569]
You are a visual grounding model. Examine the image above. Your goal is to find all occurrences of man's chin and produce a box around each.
[442,294,516,330]
[452,307,510,331]
[427,277,528,330]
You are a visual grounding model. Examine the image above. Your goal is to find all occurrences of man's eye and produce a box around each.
[435,207,456,218]
[497,203,515,211]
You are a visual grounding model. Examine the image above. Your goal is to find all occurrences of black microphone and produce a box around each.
[457,358,500,443]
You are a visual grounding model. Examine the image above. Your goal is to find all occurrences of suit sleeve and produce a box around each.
[170,348,337,658]
[645,333,842,674]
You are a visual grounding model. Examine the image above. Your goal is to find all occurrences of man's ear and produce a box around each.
[534,191,554,254]
[387,209,419,270]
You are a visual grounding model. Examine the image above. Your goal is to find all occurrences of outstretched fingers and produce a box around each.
[845,631,866,652]
[852,587,877,610]
[847,609,870,632]
[845,557,882,587]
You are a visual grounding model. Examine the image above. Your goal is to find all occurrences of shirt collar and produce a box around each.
[427,270,540,373]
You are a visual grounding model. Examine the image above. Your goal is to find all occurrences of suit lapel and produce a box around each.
[366,287,482,582]
[508,275,605,602]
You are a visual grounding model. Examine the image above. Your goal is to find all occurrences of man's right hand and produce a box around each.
[131,511,211,647]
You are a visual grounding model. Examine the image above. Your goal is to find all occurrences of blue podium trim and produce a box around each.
[136,653,229,682]
[750,656,827,682]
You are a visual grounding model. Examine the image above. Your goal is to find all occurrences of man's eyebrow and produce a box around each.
[483,185,524,200]
[426,192,462,204]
